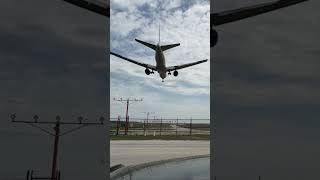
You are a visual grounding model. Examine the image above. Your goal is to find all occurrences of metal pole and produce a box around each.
[160,117,162,136]
[26,170,30,180]
[143,118,146,136]
[189,117,192,136]
[146,112,149,126]
[176,118,178,136]
[125,99,129,135]
[51,122,60,180]
[30,170,33,180]
[116,115,120,135]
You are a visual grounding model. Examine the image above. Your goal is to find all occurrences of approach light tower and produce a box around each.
[10,114,104,180]
[113,97,143,135]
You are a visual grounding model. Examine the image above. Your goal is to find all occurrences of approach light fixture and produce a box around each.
[78,116,83,123]
[33,115,39,122]
[56,115,61,122]
[10,113,16,121]
[99,116,105,124]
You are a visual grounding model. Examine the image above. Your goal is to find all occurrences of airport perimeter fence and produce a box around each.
[109,116,210,136]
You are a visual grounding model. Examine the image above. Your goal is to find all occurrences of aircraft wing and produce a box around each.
[110,52,157,71]
[166,59,208,71]
[212,0,308,26]
[61,0,109,17]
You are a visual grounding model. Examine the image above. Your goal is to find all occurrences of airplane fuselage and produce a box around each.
[155,45,167,79]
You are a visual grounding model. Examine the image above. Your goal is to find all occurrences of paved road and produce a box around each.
[110,140,210,166]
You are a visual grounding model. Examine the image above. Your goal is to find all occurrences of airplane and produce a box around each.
[58,0,309,48]
[110,31,208,82]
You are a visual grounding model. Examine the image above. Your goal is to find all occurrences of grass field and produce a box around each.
[179,123,210,131]
[110,121,173,130]
[110,134,210,141]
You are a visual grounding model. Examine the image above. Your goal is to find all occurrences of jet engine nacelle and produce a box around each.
[145,68,151,75]
[211,28,218,47]
[173,70,178,77]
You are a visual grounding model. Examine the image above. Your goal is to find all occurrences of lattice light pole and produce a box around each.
[10,114,105,180]
[113,98,143,135]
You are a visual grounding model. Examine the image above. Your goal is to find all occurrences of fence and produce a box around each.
[109,116,210,136]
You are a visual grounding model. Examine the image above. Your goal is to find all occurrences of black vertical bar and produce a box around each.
[189,117,192,136]
[176,118,178,136]
[51,122,60,180]
[116,115,120,135]
[125,99,129,135]
[30,170,33,180]
[57,170,61,180]
[127,116,130,135]
[143,118,146,135]
[160,117,162,136]
[26,170,30,180]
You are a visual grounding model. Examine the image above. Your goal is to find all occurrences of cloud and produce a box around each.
[110,0,210,119]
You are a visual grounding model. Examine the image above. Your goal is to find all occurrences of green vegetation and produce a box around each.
[110,121,173,130]
[110,134,210,141]
[179,123,210,131]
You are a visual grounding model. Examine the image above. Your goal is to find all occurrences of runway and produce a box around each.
[110,140,209,166]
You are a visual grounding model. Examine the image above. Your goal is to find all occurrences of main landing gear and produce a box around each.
[145,68,154,75]
[168,70,178,77]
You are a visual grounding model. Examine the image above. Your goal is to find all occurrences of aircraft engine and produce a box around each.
[145,68,151,75]
[211,28,218,47]
[173,70,178,77]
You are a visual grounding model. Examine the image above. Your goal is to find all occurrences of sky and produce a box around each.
[110,0,210,121]
[0,0,108,179]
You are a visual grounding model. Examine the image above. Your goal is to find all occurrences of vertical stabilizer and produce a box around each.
[158,22,160,44]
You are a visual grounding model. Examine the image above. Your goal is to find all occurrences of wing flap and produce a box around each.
[167,59,208,71]
[110,52,157,71]
[212,0,308,26]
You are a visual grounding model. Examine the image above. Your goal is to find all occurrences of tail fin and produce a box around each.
[135,39,157,50]
[158,22,160,44]
[160,43,180,51]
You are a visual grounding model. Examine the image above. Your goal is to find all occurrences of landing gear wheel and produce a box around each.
[173,70,178,77]
[145,68,151,75]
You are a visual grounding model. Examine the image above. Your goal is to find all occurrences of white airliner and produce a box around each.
[110,30,208,82]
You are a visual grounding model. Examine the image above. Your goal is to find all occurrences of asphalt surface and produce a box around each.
[110,140,210,166]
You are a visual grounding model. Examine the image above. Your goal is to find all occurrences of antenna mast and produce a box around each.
[10,114,105,180]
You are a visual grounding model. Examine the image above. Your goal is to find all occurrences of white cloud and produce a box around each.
[110,0,210,120]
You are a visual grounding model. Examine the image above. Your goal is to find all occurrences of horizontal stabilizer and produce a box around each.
[161,43,180,51]
[135,39,157,50]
